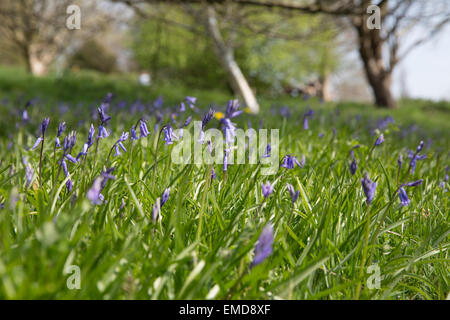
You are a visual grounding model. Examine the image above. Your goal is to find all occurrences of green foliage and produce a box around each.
[0,70,448,299]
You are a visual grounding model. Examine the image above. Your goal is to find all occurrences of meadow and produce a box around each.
[0,67,448,299]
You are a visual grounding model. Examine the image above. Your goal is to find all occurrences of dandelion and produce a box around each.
[361,174,377,204]
[286,183,299,203]
[261,181,274,198]
[251,224,274,267]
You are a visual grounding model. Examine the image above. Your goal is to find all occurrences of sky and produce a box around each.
[392,23,450,101]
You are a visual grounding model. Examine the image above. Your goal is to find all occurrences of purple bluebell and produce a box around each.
[374,134,384,147]
[154,96,163,109]
[225,100,242,119]
[98,106,111,124]
[180,102,186,112]
[211,168,216,180]
[183,116,192,128]
[98,125,109,139]
[262,144,271,158]
[398,187,410,206]
[62,159,68,177]
[65,154,78,163]
[55,122,66,147]
[286,184,299,204]
[350,158,357,175]
[303,109,314,130]
[251,224,274,267]
[223,148,230,172]
[403,179,423,187]
[41,118,50,135]
[361,174,377,204]
[202,108,215,129]
[407,142,427,173]
[139,119,150,138]
[163,125,176,145]
[31,137,43,150]
[161,188,170,207]
[130,127,138,141]
[262,181,274,198]
[185,96,196,109]
[281,155,302,169]
[66,179,73,192]
[221,118,237,145]
[318,133,324,138]
[87,177,103,205]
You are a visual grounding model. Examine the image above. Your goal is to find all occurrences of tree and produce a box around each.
[130,0,450,108]
[0,0,113,75]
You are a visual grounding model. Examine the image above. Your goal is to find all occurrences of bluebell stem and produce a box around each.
[261,181,274,198]
[286,183,299,203]
[251,224,274,267]
[281,155,302,169]
[361,174,377,204]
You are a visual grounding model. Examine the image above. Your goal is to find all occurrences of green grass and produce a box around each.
[0,67,448,299]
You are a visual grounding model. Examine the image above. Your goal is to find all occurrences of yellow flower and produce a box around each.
[244,107,252,114]
[214,112,224,120]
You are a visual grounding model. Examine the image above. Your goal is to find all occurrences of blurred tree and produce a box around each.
[123,0,340,110]
[69,39,118,73]
[131,0,450,109]
[0,0,113,76]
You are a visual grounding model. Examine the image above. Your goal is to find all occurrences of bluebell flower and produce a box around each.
[130,127,138,141]
[139,119,150,138]
[407,143,427,173]
[98,106,111,124]
[164,125,176,145]
[62,159,68,177]
[318,133,324,138]
[261,181,274,198]
[183,116,192,128]
[223,148,230,172]
[66,179,73,192]
[221,118,236,145]
[202,108,215,129]
[31,137,43,150]
[281,155,302,169]
[403,179,423,187]
[154,96,163,109]
[87,177,103,205]
[65,154,78,163]
[350,158,357,175]
[374,134,384,147]
[398,187,410,206]
[161,188,170,207]
[225,100,242,119]
[251,224,274,267]
[55,122,66,147]
[211,168,216,180]
[303,109,314,130]
[185,96,196,109]
[180,101,186,112]
[286,183,299,204]
[98,125,109,139]
[361,174,377,204]
[262,144,271,158]
[41,118,50,135]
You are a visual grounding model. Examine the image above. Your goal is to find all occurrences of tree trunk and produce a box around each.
[204,6,260,114]
[353,3,396,109]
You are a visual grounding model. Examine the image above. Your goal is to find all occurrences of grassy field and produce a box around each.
[0,67,448,299]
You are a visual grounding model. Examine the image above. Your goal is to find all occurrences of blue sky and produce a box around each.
[392,25,450,101]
